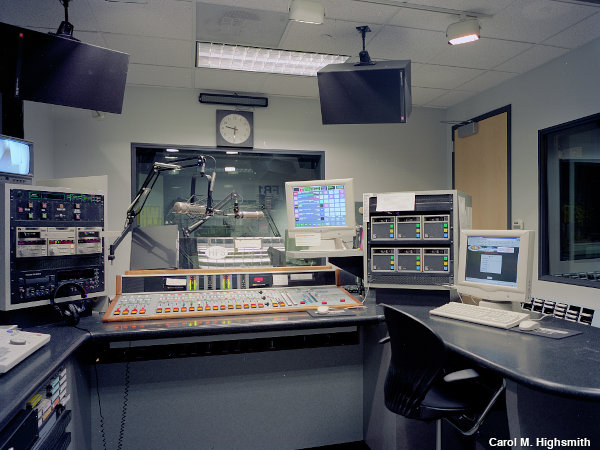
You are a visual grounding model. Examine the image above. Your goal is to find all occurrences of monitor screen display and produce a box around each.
[292,183,347,228]
[456,229,534,304]
[464,236,520,287]
[0,134,32,176]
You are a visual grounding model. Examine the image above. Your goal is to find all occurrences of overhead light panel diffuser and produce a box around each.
[447,18,480,45]
[196,42,349,77]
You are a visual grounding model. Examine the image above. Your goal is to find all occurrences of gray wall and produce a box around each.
[24,88,448,296]
[445,36,600,311]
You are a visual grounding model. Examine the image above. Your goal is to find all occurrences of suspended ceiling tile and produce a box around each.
[260,73,319,97]
[194,67,267,93]
[412,63,485,89]
[323,0,399,24]
[405,0,514,16]
[387,8,453,32]
[455,70,517,92]
[127,64,193,88]
[493,44,569,73]
[425,89,476,108]
[195,0,289,13]
[279,19,375,56]
[196,2,288,47]
[430,38,532,70]
[543,11,600,48]
[481,0,598,44]
[368,26,448,62]
[1,0,99,31]
[87,0,193,40]
[411,86,449,106]
[103,34,194,67]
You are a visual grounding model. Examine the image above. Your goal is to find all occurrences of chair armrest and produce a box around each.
[379,336,390,344]
[443,368,479,383]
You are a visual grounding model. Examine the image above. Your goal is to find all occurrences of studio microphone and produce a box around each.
[236,211,265,219]
[173,202,207,215]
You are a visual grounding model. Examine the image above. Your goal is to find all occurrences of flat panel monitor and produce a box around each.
[317,60,411,124]
[0,22,129,114]
[0,133,33,183]
[285,178,356,250]
[455,229,534,305]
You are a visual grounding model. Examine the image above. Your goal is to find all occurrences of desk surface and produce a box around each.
[0,304,382,430]
[396,305,600,400]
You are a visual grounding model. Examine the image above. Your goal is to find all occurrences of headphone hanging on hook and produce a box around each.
[49,282,89,326]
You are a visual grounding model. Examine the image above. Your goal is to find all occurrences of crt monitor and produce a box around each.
[455,229,534,307]
[285,178,356,250]
[0,134,33,183]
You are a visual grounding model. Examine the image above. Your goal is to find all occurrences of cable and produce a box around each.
[116,344,131,450]
[94,362,108,450]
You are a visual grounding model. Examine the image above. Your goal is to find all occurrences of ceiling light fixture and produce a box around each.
[446,18,480,45]
[196,42,349,76]
[289,0,325,24]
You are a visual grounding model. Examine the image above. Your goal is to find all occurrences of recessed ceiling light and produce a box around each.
[196,42,349,76]
[224,166,236,172]
[226,151,239,155]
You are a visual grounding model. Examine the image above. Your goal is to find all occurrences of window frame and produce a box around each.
[538,111,600,288]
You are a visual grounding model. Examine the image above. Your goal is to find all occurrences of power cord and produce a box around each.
[117,343,131,450]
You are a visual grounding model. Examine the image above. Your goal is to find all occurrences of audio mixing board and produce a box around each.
[103,267,362,322]
[103,286,360,322]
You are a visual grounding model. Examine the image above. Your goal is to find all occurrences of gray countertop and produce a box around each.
[0,303,383,430]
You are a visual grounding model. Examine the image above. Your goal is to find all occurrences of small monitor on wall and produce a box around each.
[285,178,356,251]
[455,229,535,306]
[0,134,33,184]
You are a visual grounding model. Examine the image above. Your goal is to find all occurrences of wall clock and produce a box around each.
[216,110,254,148]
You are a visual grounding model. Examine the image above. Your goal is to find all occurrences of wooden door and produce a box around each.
[453,107,510,229]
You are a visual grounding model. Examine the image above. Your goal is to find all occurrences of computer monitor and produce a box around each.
[0,134,33,184]
[455,229,534,309]
[285,178,356,250]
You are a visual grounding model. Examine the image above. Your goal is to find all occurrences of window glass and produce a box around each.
[132,146,323,268]
[539,113,600,287]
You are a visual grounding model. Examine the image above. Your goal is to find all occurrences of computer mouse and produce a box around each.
[519,320,541,331]
[316,305,330,314]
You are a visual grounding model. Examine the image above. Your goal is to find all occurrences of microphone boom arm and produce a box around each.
[109,155,207,261]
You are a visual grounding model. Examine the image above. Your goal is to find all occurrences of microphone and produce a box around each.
[236,211,265,219]
[172,202,207,215]
[155,162,182,170]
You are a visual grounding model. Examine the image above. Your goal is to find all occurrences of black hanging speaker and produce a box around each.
[317,60,412,125]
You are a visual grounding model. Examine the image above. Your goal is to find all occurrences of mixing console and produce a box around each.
[103,286,361,322]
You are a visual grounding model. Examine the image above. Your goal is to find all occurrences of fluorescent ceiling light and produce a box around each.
[226,151,239,155]
[196,42,349,76]
[166,148,179,153]
[289,0,325,24]
[224,166,236,172]
[447,18,480,45]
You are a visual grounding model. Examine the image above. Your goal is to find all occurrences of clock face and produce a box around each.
[218,112,252,146]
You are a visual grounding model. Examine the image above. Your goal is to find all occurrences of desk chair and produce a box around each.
[381,304,505,441]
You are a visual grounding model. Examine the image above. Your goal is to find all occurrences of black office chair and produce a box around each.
[381,304,505,437]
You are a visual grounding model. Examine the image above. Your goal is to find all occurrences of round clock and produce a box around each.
[216,110,254,148]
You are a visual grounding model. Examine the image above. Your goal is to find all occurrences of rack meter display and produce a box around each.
[0,184,106,310]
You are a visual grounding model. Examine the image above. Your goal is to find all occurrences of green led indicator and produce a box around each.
[416,256,420,260]
[444,256,448,261]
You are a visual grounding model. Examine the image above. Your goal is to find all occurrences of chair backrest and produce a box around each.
[382,304,447,418]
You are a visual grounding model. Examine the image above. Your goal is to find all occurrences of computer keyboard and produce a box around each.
[430,302,530,329]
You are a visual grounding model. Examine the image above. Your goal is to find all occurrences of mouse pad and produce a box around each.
[513,326,582,339]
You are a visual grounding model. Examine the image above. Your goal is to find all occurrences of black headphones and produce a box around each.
[50,282,88,326]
